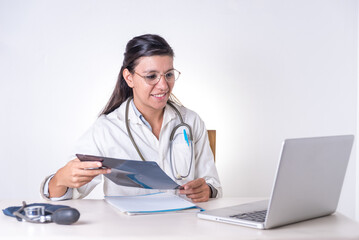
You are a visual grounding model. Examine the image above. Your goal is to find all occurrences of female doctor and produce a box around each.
[41,34,222,202]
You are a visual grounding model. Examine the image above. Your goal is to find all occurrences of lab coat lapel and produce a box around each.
[162,104,178,130]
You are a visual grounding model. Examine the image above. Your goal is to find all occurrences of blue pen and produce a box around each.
[183,129,190,146]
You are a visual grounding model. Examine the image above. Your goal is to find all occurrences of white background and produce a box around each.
[0,0,358,220]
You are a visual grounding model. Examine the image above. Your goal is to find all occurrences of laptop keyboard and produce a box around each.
[230,210,267,222]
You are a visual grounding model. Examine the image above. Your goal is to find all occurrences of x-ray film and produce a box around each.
[76,154,180,190]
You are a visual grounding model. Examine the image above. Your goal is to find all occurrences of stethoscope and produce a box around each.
[125,97,194,180]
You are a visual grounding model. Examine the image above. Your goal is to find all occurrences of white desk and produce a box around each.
[1,198,359,240]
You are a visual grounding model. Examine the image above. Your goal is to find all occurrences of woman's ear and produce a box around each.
[123,68,134,88]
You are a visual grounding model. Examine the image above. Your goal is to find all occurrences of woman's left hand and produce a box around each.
[179,178,211,202]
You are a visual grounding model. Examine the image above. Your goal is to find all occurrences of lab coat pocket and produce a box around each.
[171,141,192,177]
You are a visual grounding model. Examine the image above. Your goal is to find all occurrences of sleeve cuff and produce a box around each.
[42,175,73,201]
[207,183,218,198]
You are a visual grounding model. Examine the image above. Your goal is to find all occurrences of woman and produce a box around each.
[40,34,222,202]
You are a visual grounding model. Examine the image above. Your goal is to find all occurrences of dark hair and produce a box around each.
[101,34,174,115]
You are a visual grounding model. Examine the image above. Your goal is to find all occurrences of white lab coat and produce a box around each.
[42,98,222,199]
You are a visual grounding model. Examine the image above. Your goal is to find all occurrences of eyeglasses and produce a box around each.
[134,69,181,85]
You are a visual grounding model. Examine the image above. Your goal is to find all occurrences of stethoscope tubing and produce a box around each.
[125,97,194,180]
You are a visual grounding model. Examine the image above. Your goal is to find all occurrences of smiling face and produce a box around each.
[123,55,175,116]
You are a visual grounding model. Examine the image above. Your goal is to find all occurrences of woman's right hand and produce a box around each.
[48,158,111,198]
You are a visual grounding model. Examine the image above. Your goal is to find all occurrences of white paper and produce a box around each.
[105,192,200,214]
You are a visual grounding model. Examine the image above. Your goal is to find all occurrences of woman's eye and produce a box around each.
[145,74,158,80]
[166,72,174,78]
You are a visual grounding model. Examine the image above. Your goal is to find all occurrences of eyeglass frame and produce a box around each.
[133,69,181,86]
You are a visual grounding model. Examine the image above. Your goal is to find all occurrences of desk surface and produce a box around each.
[1,197,359,240]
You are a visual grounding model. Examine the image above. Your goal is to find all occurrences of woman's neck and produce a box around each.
[133,100,165,139]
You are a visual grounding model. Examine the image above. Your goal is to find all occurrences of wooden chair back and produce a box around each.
[207,130,216,162]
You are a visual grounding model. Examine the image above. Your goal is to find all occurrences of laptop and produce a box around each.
[198,135,354,229]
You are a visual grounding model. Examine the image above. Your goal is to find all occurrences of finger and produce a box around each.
[180,185,204,195]
[77,161,104,169]
[79,168,111,177]
[186,193,208,203]
[70,158,105,169]
[185,186,208,197]
[180,181,206,195]
[186,189,210,201]
[182,184,210,201]
[186,192,203,199]
[68,176,96,188]
[182,178,205,190]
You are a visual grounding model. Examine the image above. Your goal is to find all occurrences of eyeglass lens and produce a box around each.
[144,70,180,85]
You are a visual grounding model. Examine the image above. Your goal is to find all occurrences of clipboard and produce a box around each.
[76,154,181,190]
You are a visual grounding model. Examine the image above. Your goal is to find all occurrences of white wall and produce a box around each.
[357,0,359,221]
[0,0,357,220]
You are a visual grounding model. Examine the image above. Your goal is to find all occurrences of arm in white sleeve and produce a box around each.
[66,121,106,199]
[40,119,105,200]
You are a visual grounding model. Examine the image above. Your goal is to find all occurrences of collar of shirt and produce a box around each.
[116,98,178,132]
[130,99,152,131]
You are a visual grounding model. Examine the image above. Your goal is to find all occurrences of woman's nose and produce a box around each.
[155,74,169,88]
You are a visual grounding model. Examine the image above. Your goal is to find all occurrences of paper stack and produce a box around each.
[105,192,202,215]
